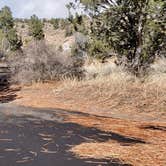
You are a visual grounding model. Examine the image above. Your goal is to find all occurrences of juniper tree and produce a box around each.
[0,6,14,32]
[6,29,22,51]
[0,6,22,52]
[73,0,166,73]
[29,15,45,40]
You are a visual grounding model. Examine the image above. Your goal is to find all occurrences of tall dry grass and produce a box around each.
[57,57,166,114]
[60,57,137,92]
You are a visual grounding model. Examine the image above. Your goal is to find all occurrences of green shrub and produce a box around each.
[0,6,14,31]
[29,15,45,40]
[50,18,59,30]
[59,19,68,29]
[71,33,88,57]
[58,45,63,52]
[0,6,22,51]
[6,29,22,51]
[88,39,109,59]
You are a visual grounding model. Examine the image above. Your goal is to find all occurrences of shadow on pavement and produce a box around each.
[0,106,147,166]
[0,85,21,103]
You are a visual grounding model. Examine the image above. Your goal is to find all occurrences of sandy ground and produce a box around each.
[1,83,166,166]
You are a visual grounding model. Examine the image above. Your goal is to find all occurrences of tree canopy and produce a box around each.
[0,6,22,52]
[0,6,14,32]
[71,0,166,73]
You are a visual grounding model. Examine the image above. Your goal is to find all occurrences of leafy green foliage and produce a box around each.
[72,14,88,35]
[0,6,22,52]
[0,6,14,32]
[29,15,45,40]
[88,39,109,59]
[73,0,166,73]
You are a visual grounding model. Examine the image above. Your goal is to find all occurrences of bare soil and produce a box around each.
[14,82,166,122]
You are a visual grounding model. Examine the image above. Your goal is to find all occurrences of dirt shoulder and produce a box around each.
[13,82,166,123]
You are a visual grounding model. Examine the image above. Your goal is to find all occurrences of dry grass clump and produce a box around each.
[59,58,137,105]
[142,58,166,109]
[150,57,166,74]
[61,57,136,91]
[83,58,120,79]
[146,57,166,87]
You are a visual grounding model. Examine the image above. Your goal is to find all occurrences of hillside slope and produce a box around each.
[16,22,75,52]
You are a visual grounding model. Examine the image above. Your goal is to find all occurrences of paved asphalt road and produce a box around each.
[0,104,133,166]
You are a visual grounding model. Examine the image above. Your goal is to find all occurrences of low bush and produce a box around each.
[50,18,60,30]
[7,40,84,84]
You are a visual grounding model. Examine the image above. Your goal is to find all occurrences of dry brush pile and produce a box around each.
[7,40,84,84]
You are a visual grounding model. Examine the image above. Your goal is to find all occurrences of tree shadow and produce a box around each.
[0,85,21,103]
[0,107,147,166]
[140,125,166,132]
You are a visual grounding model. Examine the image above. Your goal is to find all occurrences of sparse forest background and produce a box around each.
[0,0,165,84]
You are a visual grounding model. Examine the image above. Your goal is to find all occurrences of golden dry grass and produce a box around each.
[54,59,166,121]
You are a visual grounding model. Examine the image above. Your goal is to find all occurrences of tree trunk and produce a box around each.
[132,0,149,73]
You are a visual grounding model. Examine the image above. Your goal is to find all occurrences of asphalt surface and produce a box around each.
[0,104,134,166]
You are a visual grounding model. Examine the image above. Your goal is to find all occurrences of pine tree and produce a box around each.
[0,6,14,32]
[0,6,22,52]
[29,15,45,40]
[73,0,166,73]
[6,29,22,51]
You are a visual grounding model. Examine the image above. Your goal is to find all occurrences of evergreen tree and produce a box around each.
[0,6,22,51]
[0,6,14,32]
[6,29,22,51]
[29,15,45,40]
[73,0,166,73]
